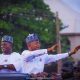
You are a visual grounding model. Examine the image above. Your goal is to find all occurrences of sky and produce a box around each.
[62,0,80,13]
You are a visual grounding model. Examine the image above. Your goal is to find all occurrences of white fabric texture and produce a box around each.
[0,52,22,73]
[21,49,69,74]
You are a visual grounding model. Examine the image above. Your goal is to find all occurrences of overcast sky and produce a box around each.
[62,0,80,13]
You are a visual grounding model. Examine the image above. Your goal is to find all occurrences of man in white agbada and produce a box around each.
[0,35,22,73]
[21,33,80,74]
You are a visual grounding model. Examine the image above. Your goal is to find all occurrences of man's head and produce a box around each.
[1,35,13,54]
[26,33,41,51]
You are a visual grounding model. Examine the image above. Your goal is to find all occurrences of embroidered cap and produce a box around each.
[1,35,13,44]
[26,33,39,43]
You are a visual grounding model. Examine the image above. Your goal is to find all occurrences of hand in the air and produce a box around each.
[69,45,80,56]
[47,44,58,52]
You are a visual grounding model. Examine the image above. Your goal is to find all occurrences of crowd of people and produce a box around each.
[0,33,80,80]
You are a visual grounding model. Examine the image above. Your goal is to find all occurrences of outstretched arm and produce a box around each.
[68,45,80,56]
[47,44,58,52]
[22,44,58,61]
[45,45,80,64]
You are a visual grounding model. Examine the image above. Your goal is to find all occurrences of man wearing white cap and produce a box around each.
[0,35,22,73]
[21,33,80,75]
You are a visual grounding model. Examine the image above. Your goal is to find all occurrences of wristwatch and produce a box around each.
[3,64,8,68]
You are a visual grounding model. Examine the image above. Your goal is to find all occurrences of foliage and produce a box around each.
[0,0,63,52]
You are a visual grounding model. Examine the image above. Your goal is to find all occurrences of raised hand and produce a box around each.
[69,45,80,56]
[47,44,58,52]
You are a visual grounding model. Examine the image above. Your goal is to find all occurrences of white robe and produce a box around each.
[0,52,22,73]
[21,49,69,74]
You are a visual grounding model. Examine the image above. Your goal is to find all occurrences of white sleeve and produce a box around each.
[45,53,69,64]
[31,49,47,56]
[12,53,22,72]
[21,49,47,61]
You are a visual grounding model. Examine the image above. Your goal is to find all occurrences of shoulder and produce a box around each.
[0,54,3,57]
[21,50,30,55]
[0,54,2,55]
[11,52,21,57]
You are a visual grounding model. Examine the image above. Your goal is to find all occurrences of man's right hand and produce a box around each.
[47,44,58,52]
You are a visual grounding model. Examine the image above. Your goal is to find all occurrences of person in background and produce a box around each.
[73,61,80,80]
[0,35,22,73]
[21,33,80,79]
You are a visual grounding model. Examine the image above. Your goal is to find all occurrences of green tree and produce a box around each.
[0,0,61,52]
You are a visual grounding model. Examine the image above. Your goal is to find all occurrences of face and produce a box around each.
[27,40,41,51]
[1,41,12,54]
